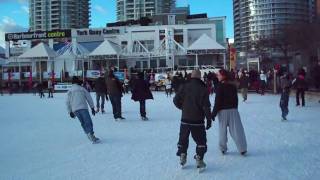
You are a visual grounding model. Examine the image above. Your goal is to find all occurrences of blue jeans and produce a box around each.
[109,95,122,118]
[74,109,94,134]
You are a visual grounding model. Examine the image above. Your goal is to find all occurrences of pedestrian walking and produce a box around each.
[106,71,125,120]
[66,76,99,143]
[212,69,247,156]
[131,72,154,120]
[173,69,212,172]
[94,74,108,113]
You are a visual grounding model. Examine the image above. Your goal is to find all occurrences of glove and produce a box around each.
[91,108,96,116]
[69,112,75,119]
[206,122,212,130]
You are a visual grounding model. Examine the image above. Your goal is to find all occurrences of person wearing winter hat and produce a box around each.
[66,76,100,143]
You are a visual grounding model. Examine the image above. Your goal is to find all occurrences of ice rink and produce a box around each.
[0,92,319,180]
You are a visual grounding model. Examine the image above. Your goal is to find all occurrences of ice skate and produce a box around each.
[194,155,206,173]
[101,109,105,114]
[96,108,100,113]
[141,116,149,121]
[180,153,187,168]
[241,151,247,156]
[87,133,100,144]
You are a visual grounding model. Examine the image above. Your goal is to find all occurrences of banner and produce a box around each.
[5,29,71,41]
[54,83,73,91]
[43,72,61,79]
[114,72,125,81]
[86,70,101,78]
[3,72,20,80]
[230,47,237,70]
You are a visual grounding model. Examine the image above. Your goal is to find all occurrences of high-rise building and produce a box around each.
[29,0,90,31]
[116,0,176,22]
[233,0,316,51]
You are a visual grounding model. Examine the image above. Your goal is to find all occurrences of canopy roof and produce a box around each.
[188,34,225,50]
[89,40,121,56]
[19,42,57,59]
[0,46,5,54]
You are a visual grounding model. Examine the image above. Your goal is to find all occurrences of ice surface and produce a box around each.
[0,92,319,180]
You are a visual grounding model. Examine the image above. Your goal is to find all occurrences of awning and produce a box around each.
[19,42,57,59]
[188,34,225,50]
[89,40,121,56]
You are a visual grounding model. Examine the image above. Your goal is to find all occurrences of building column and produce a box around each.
[5,41,10,58]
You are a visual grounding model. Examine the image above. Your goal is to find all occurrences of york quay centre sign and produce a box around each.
[5,29,71,41]
[76,29,120,36]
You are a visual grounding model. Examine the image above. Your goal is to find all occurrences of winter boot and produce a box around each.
[87,133,100,144]
[194,155,206,172]
[180,153,187,166]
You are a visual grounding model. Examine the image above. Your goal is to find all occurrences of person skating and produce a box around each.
[260,70,267,95]
[279,73,291,121]
[37,82,45,98]
[239,71,250,102]
[173,70,211,172]
[94,74,108,113]
[212,69,247,156]
[131,72,154,120]
[164,76,172,97]
[106,71,125,120]
[66,76,99,143]
[292,71,308,107]
[47,79,54,98]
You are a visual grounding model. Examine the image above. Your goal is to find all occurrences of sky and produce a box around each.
[0,0,233,48]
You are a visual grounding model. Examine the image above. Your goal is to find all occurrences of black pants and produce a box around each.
[296,88,305,106]
[165,88,172,96]
[177,123,207,160]
[109,95,122,118]
[48,88,53,98]
[96,92,105,110]
[139,100,146,117]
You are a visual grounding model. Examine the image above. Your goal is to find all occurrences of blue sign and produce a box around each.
[114,72,125,81]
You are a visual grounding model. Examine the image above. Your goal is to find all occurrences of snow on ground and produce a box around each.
[0,92,320,180]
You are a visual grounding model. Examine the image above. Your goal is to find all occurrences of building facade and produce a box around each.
[116,0,176,21]
[233,0,316,51]
[29,0,90,31]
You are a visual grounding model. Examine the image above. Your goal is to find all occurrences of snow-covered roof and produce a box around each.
[19,42,57,59]
[57,43,90,59]
[89,40,121,56]
[188,34,225,50]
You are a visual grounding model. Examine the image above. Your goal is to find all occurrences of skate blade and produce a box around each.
[198,167,206,173]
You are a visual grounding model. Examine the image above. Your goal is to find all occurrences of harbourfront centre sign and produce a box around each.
[5,29,71,41]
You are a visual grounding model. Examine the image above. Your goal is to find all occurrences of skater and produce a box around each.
[94,74,108,113]
[164,76,172,97]
[280,73,291,121]
[292,71,308,107]
[131,72,154,120]
[106,71,125,120]
[123,77,130,94]
[212,69,247,156]
[260,70,267,95]
[37,82,45,98]
[173,70,212,171]
[47,79,54,98]
[239,71,250,102]
[66,76,99,143]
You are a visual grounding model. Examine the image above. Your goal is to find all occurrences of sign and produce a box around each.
[76,28,120,36]
[114,72,125,81]
[54,83,73,91]
[43,72,61,79]
[5,29,71,41]
[86,70,101,78]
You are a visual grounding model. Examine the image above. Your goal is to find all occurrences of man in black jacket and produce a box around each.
[173,70,211,170]
[94,74,108,113]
